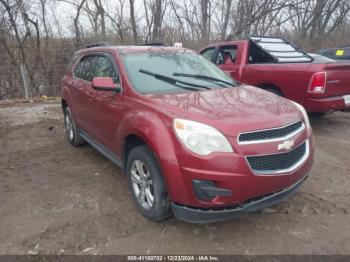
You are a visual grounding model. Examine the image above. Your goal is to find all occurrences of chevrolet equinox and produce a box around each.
[61,44,315,223]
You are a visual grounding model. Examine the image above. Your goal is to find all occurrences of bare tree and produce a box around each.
[1,0,350,99]
[152,0,163,42]
[129,0,138,44]
[200,0,209,42]
[93,0,106,39]
[221,0,232,39]
[73,0,87,46]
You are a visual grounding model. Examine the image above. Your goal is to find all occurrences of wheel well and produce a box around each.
[61,99,68,112]
[257,83,283,96]
[123,134,147,168]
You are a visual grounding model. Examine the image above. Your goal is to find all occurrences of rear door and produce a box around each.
[71,55,99,132]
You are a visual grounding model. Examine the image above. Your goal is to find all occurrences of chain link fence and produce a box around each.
[0,41,75,100]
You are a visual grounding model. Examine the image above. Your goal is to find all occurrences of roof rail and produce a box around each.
[84,42,110,49]
[139,42,167,46]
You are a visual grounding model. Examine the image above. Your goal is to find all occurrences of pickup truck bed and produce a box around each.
[200,37,350,113]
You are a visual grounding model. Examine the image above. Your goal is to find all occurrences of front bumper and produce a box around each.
[304,95,350,113]
[171,175,307,223]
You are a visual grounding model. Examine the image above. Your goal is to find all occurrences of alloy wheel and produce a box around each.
[130,159,154,210]
[65,113,74,141]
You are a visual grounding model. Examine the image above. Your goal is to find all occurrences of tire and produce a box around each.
[63,106,85,146]
[127,145,172,221]
[265,87,283,96]
[309,112,326,118]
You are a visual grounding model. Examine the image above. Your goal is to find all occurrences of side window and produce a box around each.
[216,46,237,65]
[74,56,97,81]
[85,56,99,82]
[94,55,119,83]
[248,42,275,64]
[200,48,216,61]
[74,54,119,83]
[74,57,87,79]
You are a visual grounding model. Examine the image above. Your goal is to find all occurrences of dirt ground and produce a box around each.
[0,101,349,255]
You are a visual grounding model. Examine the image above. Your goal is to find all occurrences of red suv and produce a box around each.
[61,44,315,223]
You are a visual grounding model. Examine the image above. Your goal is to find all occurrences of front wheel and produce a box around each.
[127,145,172,221]
[309,112,326,118]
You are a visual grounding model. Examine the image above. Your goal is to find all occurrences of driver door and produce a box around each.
[85,53,124,152]
[215,45,239,80]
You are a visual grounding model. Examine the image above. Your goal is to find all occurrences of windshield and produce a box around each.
[121,51,236,94]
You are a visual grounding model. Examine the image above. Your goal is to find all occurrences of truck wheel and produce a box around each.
[127,145,172,221]
[63,107,85,146]
[265,87,283,97]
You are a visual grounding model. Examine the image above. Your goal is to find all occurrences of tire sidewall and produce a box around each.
[64,107,78,145]
[266,88,282,96]
[127,145,171,221]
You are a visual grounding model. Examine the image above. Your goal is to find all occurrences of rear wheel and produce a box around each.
[265,87,283,96]
[127,145,172,221]
[63,107,85,146]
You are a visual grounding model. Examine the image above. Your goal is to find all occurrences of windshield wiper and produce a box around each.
[173,73,235,87]
[139,69,211,91]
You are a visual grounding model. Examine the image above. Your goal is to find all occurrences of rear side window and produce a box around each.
[248,42,275,64]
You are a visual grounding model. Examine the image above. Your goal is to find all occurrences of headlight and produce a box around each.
[173,118,233,155]
[292,101,311,130]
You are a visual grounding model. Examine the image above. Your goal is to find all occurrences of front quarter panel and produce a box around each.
[115,106,191,203]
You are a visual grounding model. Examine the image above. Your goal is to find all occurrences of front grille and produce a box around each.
[247,142,307,174]
[239,121,303,143]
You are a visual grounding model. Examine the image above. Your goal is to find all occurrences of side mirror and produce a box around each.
[92,77,121,92]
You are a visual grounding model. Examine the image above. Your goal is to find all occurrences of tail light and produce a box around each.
[308,72,326,93]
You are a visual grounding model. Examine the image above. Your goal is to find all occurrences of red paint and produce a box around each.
[200,40,350,113]
[92,77,117,89]
[61,46,314,210]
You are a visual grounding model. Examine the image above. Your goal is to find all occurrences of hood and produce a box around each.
[147,85,302,136]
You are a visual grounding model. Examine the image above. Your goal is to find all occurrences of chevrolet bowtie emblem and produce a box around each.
[278,140,294,151]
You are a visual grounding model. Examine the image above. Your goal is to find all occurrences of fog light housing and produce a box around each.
[192,180,232,201]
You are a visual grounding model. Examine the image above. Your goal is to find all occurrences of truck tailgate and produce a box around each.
[325,63,350,96]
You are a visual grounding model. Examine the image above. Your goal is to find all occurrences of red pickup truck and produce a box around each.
[200,36,350,113]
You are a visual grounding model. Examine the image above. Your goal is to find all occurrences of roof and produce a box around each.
[74,45,193,55]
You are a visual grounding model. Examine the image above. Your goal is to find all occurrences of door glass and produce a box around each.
[74,57,89,79]
[94,56,119,83]
[74,56,99,81]
[216,46,237,65]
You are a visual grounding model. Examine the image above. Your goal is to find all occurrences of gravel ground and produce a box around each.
[0,101,349,255]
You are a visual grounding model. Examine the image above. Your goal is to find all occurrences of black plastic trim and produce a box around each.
[192,180,232,201]
[79,130,123,167]
[171,175,308,224]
